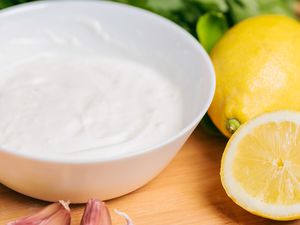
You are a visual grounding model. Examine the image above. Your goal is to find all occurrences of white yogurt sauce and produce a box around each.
[0,51,183,159]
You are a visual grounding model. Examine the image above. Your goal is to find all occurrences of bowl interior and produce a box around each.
[0,0,215,160]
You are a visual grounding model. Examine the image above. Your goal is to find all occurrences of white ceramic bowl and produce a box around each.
[0,0,215,203]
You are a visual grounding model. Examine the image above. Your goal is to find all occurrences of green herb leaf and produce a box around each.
[196,11,228,52]
[147,0,184,12]
[189,0,228,12]
[226,0,296,23]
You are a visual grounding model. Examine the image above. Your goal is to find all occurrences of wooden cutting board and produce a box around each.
[0,127,299,225]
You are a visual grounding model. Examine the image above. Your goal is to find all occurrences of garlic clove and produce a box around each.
[7,200,71,225]
[44,203,71,225]
[80,199,112,225]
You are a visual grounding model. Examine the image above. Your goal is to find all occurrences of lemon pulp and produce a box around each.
[233,121,300,205]
[221,111,300,220]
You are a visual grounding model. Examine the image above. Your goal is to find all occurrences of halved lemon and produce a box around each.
[221,111,300,220]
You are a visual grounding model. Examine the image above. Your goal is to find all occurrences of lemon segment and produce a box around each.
[221,111,300,220]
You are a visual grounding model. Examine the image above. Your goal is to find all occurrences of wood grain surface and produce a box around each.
[0,127,299,225]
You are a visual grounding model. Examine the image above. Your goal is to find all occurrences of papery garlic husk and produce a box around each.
[7,200,71,225]
[80,199,112,225]
[114,209,134,225]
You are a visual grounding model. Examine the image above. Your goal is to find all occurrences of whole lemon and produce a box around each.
[208,15,300,137]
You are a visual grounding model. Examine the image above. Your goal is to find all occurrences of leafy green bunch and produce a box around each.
[114,0,296,51]
[0,0,34,9]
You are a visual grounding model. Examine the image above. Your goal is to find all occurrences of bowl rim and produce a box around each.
[0,0,216,164]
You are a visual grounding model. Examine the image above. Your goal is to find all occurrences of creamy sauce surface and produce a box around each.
[0,52,183,159]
